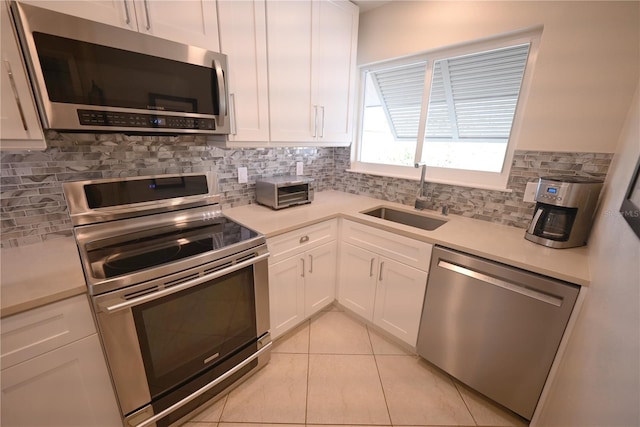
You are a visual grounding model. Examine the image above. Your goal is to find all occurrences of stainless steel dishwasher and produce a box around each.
[416,246,579,420]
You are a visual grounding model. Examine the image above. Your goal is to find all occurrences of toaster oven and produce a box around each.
[255,176,314,210]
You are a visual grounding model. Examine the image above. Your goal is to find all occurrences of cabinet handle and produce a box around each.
[301,258,305,278]
[312,105,318,138]
[299,235,309,244]
[4,61,29,132]
[369,258,375,277]
[230,93,237,135]
[379,261,385,281]
[319,105,325,138]
[309,254,313,274]
[143,0,151,30]
[123,0,131,24]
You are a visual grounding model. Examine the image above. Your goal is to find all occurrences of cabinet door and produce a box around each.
[1,1,45,150]
[373,257,428,346]
[337,242,377,321]
[0,334,122,427]
[133,0,220,51]
[18,0,137,31]
[266,0,315,142]
[313,0,358,143]
[269,255,305,339]
[304,240,337,317]
[218,0,269,142]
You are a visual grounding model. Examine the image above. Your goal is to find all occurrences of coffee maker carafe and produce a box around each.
[525,176,603,248]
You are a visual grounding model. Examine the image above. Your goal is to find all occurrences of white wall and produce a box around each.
[357,1,639,154]
[535,78,640,426]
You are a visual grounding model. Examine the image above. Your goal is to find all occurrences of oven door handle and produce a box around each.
[131,339,272,427]
[98,252,270,314]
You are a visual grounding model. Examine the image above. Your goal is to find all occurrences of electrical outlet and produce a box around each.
[296,161,303,176]
[238,167,248,184]
[523,181,538,203]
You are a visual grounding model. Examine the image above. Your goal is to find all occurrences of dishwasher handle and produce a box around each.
[438,260,563,307]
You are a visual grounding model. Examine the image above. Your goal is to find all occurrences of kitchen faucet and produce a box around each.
[414,162,430,210]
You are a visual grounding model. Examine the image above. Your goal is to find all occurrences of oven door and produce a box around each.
[93,248,270,427]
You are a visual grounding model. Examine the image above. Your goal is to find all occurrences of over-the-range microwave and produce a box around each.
[8,1,229,135]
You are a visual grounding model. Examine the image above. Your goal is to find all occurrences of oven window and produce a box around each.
[132,266,257,397]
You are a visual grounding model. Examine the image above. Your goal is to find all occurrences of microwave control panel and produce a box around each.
[78,110,216,130]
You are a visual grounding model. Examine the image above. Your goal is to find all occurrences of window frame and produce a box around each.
[350,28,542,191]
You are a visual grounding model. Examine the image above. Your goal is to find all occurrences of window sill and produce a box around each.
[345,166,514,193]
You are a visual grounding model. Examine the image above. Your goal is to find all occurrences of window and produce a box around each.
[354,30,540,190]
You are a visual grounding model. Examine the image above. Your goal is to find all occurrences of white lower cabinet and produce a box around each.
[338,220,433,347]
[268,220,338,339]
[303,240,338,316]
[0,295,121,427]
[338,242,378,320]
[372,256,429,345]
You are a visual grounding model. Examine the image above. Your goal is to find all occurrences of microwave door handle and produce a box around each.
[527,207,544,235]
[214,59,227,120]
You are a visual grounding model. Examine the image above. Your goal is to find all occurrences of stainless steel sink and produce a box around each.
[361,206,447,231]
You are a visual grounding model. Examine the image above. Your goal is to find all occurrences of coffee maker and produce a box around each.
[525,176,604,249]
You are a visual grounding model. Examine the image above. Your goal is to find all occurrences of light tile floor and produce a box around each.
[185,305,528,427]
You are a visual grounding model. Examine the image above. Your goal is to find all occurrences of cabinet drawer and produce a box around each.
[268,219,338,264]
[1,294,96,370]
[341,220,432,271]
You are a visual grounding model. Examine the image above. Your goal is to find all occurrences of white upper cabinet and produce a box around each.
[133,0,220,51]
[313,0,359,143]
[1,1,45,150]
[18,0,220,51]
[218,0,270,142]
[267,0,358,145]
[18,0,138,31]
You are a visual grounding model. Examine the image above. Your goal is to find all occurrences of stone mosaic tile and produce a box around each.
[0,131,613,248]
[0,132,337,247]
[333,148,613,229]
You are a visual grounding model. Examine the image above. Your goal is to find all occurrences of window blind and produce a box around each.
[370,61,427,140]
[426,43,530,141]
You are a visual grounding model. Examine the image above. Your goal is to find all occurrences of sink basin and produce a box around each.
[361,207,447,231]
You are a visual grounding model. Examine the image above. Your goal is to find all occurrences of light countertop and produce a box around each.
[1,190,591,318]
[1,237,86,318]
[224,190,591,286]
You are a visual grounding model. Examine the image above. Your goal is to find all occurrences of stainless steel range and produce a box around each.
[63,173,271,427]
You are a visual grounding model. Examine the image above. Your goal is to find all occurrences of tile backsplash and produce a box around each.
[334,149,613,229]
[1,131,613,248]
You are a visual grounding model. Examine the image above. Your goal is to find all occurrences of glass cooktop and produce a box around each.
[87,216,258,280]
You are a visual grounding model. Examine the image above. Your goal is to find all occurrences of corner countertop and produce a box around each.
[1,190,591,318]
[1,237,86,318]
[224,190,591,286]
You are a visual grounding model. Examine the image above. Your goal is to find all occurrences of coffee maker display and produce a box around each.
[525,176,604,249]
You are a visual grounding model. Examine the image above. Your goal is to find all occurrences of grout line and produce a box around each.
[305,318,311,425]
[367,324,394,426]
[216,392,230,424]
[452,380,479,427]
